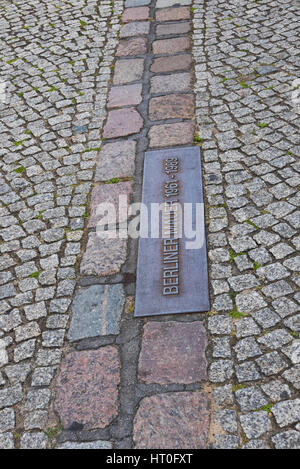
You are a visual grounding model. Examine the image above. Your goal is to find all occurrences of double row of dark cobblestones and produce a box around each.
[55,0,212,450]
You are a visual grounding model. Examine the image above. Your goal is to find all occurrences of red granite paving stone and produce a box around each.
[138,321,207,384]
[113,59,144,85]
[116,37,147,57]
[149,122,194,148]
[88,181,133,228]
[155,6,191,22]
[103,108,143,138]
[122,7,150,22]
[133,392,210,449]
[55,347,120,430]
[151,72,192,94]
[80,232,127,276]
[153,37,190,55]
[95,140,136,181]
[149,93,194,121]
[151,54,192,73]
[108,84,142,108]
[156,22,191,36]
[120,21,150,38]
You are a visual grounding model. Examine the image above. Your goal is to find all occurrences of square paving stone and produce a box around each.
[155,6,191,21]
[235,386,268,412]
[116,37,147,57]
[271,399,300,428]
[68,285,125,341]
[151,54,192,73]
[88,181,133,228]
[103,108,143,138]
[108,84,142,108]
[133,392,209,449]
[138,321,207,384]
[149,93,194,120]
[149,122,194,148]
[150,72,192,94]
[153,37,190,55]
[272,430,300,449]
[240,411,272,439]
[113,59,144,85]
[120,21,150,38]
[80,233,127,277]
[122,7,150,22]
[55,347,120,429]
[156,22,191,36]
[95,140,136,181]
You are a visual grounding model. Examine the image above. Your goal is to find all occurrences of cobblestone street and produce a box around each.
[0,0,299,449]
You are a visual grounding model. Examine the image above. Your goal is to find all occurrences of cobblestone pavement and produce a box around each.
[0,0,299,450]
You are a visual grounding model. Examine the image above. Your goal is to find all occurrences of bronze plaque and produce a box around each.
[134,146,210,317]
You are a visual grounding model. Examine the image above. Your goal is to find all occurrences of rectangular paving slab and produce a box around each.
[135,146,210,317]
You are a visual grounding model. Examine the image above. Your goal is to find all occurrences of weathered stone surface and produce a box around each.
[116,37,147,57]
[122,7,149,23]
[138,321,207,384]
[240,411,272,439]
[0,384,22,409]
[113,59,144,84]
[155,6,191,21]
[0,432,14,449]
[0,408,15,432]
[24,410,48,430]
[125,0,150,6]
[156,22,191,36]
[68,284,125,341]
[151,72,192,94]
[108,84,142,108]
[20,432,48,449]
[235,386,267,411]
[103,108,143,139]
[80,233,127,277]
[88,181,133,228]
[156,0,191,9]
[5,364,31,385]
[151,54,192,73]
[95,141,136,181]
[149,93,194,121]
[271,399,300,427]
[133,392,209,448]
[272,430,300,449]
[55,347,120,429]
[149,122,194,148]
[58,441,112,449]
[0,339,8,367]
[153,37,190,55]
[214,434,240,449]
[120,21,150,38]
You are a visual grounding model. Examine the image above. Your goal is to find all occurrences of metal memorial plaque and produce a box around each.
[134,146,210,317]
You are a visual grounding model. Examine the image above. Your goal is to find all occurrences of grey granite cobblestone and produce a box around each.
[193,0,300,449]
[0,0,299,450]
[0,0,124,448]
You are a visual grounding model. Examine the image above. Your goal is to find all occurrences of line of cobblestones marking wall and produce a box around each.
[53,0,211,450]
